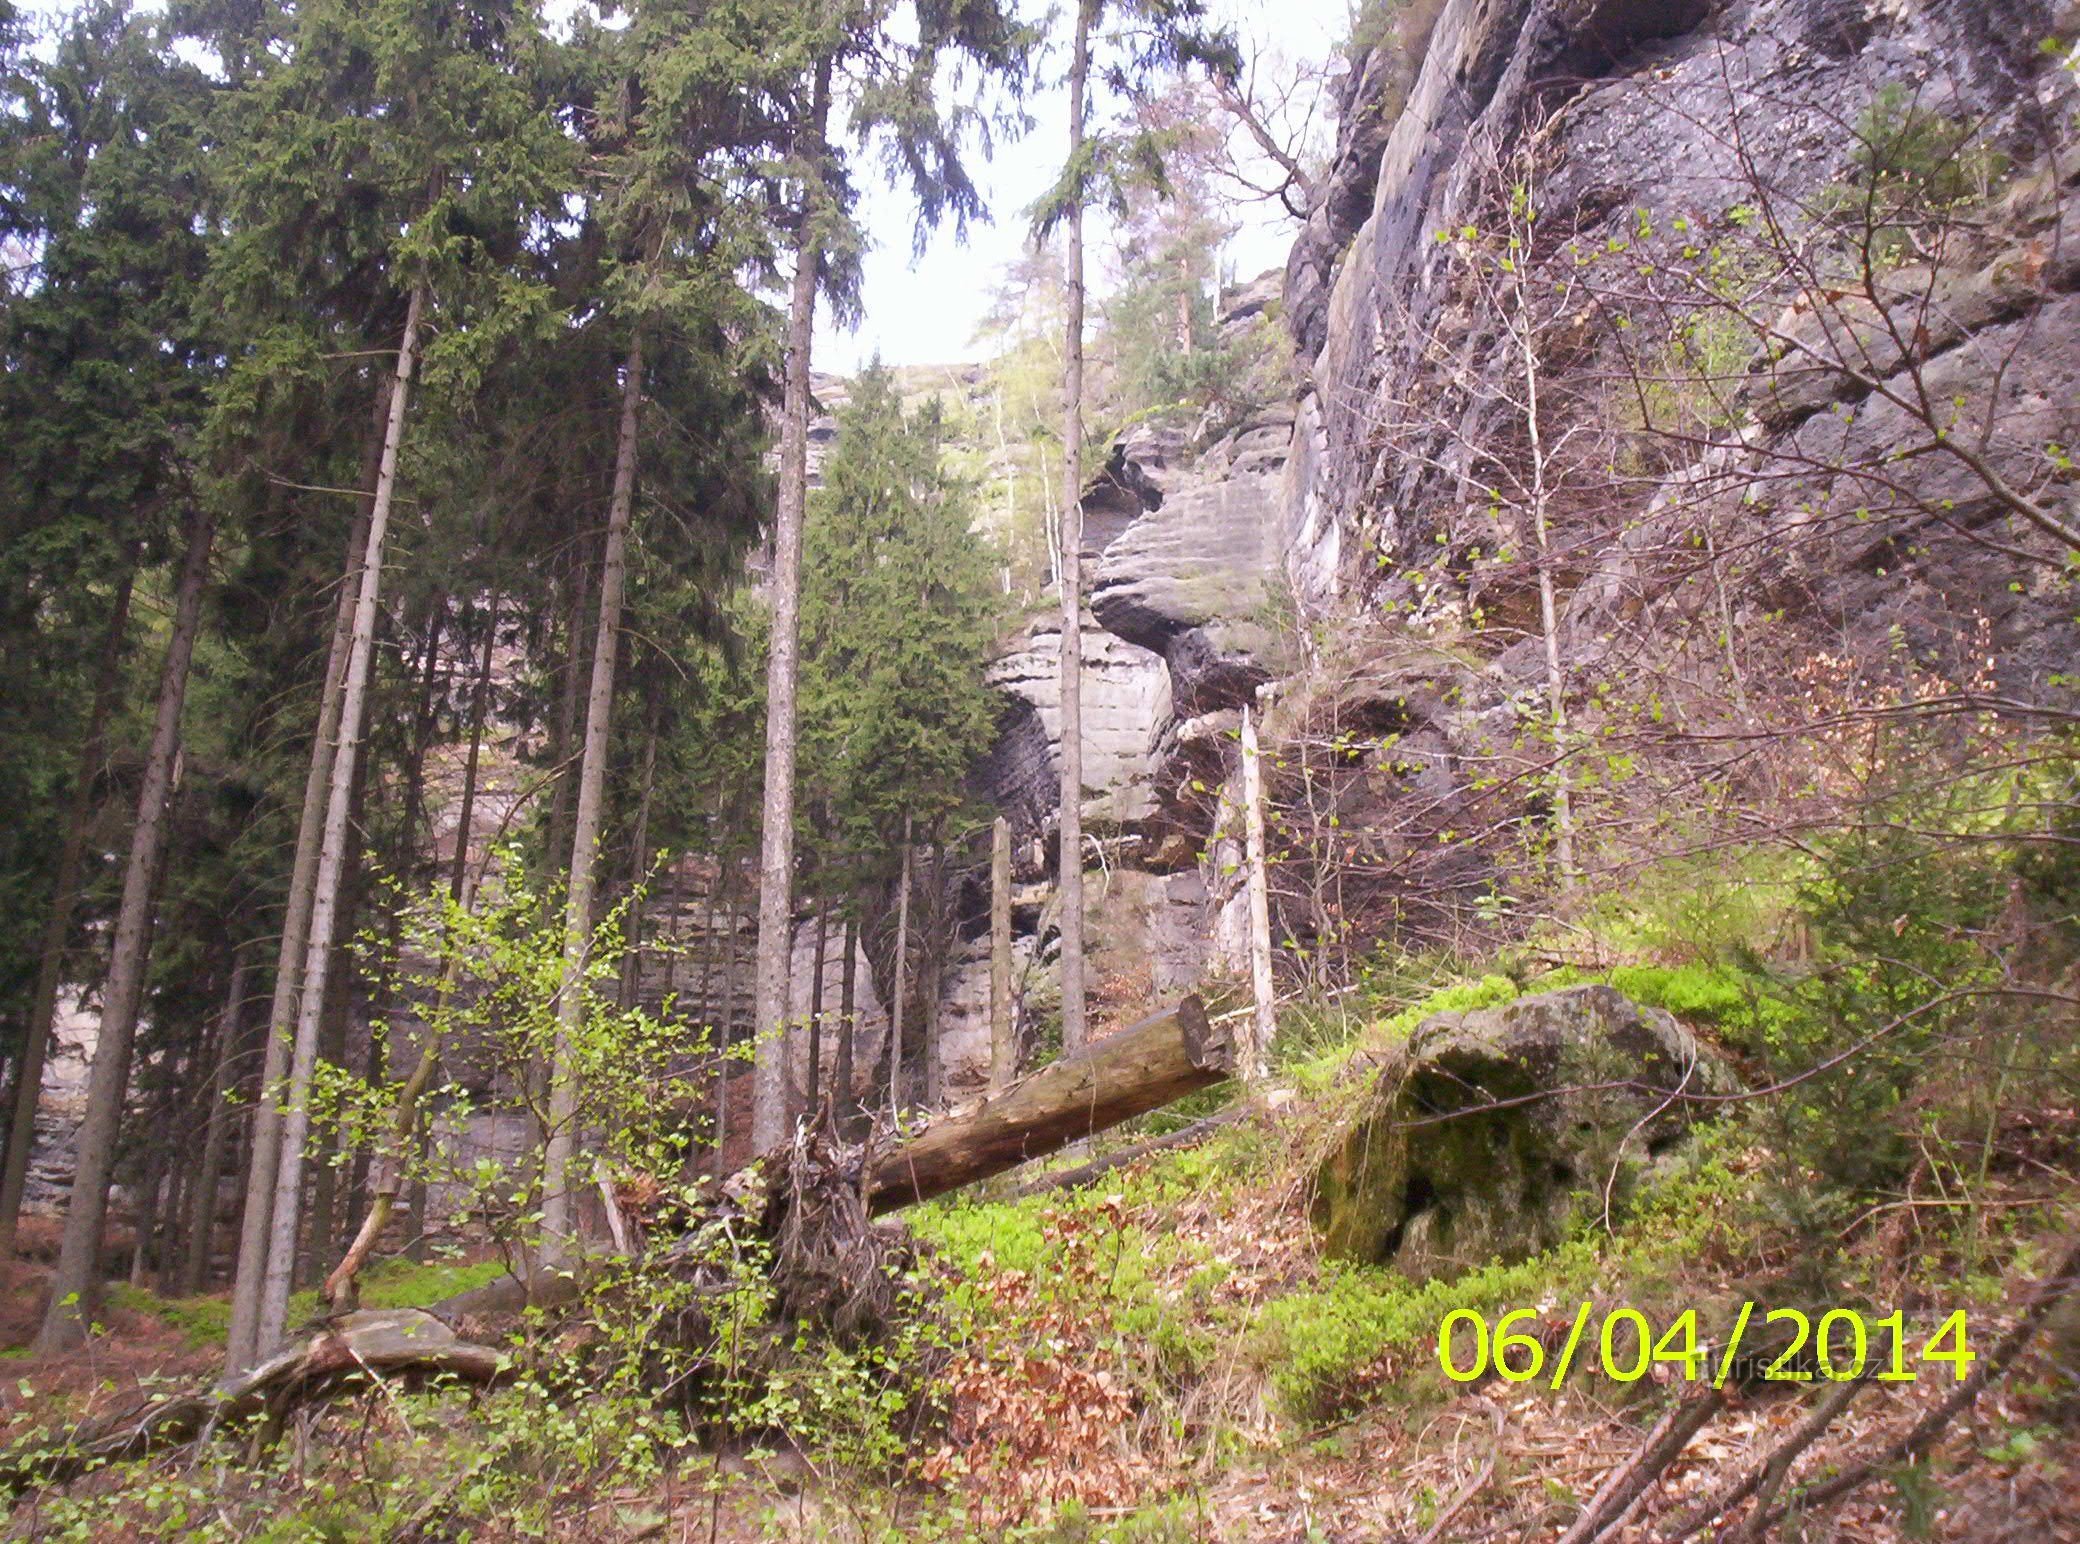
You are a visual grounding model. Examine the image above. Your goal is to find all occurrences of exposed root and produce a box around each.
[0,1310,506,1498]
[760,1111,918,1341]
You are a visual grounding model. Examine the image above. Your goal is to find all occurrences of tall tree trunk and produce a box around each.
[179,948,249,1296]
[542,336,644,1270]
[130,1098,172,1290]
[751,57,834,1155]
[302,960,354,1287]
[397,594,447,860]
[990,816,1014,1094]
[889,820,913,1119]
[617,707,661,1012]
[225,390,388,1373]
[1056,0,1093,1057]
[807,910,828,1111]
[156,1098,192,1296]
[543,562,591,889]
[129,1121,168,1291]
[1514,259,1575,886]
[256,285,426,1360]
[0,559,137,1253]
[836,911,859,1137]
[34,502,217,1354]
[923,839,947,1108]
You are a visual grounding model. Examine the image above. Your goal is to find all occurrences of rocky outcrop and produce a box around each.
[1281,0,2076,639]
[946,0,2079,1080]
[1313,985,1736,1278]
[1090,416,1289,719]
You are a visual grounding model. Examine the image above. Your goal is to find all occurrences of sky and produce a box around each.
[819,0,1356,371]
[13,0,1357,370]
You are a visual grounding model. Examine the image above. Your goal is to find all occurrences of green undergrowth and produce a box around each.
[102,1255,506,1351]
[919,1091,1757,1431]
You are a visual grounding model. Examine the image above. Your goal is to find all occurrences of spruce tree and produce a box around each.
[799,365,1001,1110]
[206,0,572,1366]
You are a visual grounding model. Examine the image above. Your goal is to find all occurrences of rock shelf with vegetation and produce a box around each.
[1,0,2077,1537]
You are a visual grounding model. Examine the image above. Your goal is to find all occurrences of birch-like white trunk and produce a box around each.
[255,286,425,1358]
[541,335,643,1269]
[751,57,832,1154]
[224,418,381,1373]
[1241,707,1275,1082]
[1056,0,1093,1056]
[989,816,1014,1093]
[889,824,913,1119]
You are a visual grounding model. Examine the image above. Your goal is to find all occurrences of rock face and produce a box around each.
[940,0,2080,1088]
[1313,986,1736,1279]
[933,283,1301,1088]
[1089,416,1289,719]
[1281,0,2079,672]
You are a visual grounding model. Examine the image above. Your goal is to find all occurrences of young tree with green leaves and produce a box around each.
[202,0,572,1367]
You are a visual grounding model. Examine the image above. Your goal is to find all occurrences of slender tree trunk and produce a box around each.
[836,912,859,1137]
[1515,262,1575,887]
[225,400,386,1373]
[448,596,499,915]
[302,962,354,1287]
[923,840,947,1108]
[1241,707,1274,1082]
[715,865,743,1171]
[889,821,913,1119]
[1056,0,1093,1057]
[256,285,426,1360]
[34,503,217,1353]
[698,865,723,1045]
[807,910,827,1111]
[393,593,447,882]
[990,816,1013,1094]
[618,709,661,1012]
[751,57,833,1154]
[543,562,591,889]
[179,949,248,1296]
[129,1124,168,1290]
[543,336,644,1269]
[156,1102,192,1296]
[0,560,136,1253]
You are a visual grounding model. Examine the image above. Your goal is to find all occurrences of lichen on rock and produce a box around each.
[1313,984,1736,1279]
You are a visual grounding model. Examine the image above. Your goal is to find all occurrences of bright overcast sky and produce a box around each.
[14,0,1356,369]
[821,0,1356,370]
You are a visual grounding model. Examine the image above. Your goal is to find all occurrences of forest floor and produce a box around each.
[3,968,2077,1539]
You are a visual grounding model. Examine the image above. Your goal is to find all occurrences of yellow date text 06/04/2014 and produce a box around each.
[1435,1304,1974,1389]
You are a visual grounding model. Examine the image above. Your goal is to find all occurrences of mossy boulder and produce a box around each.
[1312,985,1735,1279]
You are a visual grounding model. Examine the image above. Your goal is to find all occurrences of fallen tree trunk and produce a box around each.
[3,1001,1226,1498]
[1,1310,505,1497]
[867,994,1229,1214]
[1008,1095,1270,1200]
